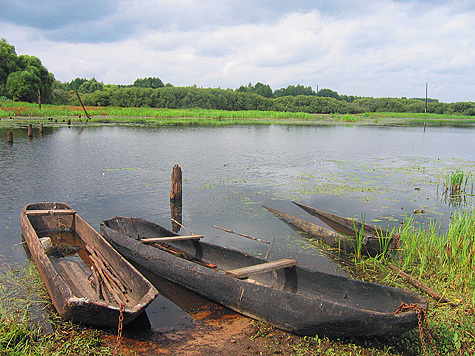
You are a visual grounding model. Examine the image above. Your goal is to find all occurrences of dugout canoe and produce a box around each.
[20,202,158,327]
[100,216,427,337]
[264,206,394,256]
[293,201,391,238]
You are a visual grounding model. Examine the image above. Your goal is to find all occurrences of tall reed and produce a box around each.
[398,210,475,304]
[443,170,473,194]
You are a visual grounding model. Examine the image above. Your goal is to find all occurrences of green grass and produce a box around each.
[295,209,475,355]
[3,100,475,127]
[0,261,113,356]
[360,111,475,121]
[0,100,315,121]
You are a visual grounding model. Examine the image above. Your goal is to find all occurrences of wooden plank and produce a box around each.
[53,258,97,301]
[140,235,204,243]
[226,259,297,279]
[25,209,76,216]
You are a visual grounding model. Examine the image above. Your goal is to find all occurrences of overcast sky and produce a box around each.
[1,0,474,102]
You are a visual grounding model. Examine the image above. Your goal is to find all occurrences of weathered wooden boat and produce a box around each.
[264,206,394,256]
[293,201,391,238]
[100,216,427,337]
[21,202,158,327]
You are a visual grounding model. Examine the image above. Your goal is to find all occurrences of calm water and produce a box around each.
[1,123,474,331]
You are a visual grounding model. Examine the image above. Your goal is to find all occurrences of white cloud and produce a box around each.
[1,0,474,102]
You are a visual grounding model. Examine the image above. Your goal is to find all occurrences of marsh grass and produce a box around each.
[305,210,475,355]
[397,211,475,304]
[384,211,475,354]
[0,100,315,121]
[0,261,112,355]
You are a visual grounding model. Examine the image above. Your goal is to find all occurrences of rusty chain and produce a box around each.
[113,303,125,356]
[393,302,440,356]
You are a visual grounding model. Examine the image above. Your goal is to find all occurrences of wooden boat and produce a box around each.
[20,202,158,328]
[293,201,390,238]
[264,206,394,256]
[100,216,427,337]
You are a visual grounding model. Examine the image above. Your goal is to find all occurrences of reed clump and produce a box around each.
[442,169,474,195]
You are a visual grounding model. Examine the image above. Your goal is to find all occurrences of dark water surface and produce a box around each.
[1,124,474,332]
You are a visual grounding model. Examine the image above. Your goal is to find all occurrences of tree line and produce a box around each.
[1,39,475,115]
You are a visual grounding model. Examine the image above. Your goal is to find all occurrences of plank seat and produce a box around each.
[226,258,297,279]
[140,235,204,243]
[25,209,76,216]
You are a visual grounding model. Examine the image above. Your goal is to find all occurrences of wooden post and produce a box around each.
[39,124,44,136]
[7,131,13,144]
[170,164,182,202]
[28,124,33,138]
[170,200,183,233]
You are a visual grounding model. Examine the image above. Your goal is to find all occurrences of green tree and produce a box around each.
[0,39,19,96]
[6,70,41,101]
[133,77,165,88]
[317,88,340,100]
[274,84,316,97]
[0,40,54,102]
[68,77,88,90]
[16,54,54,101]
[236,82,273,98]
[78,78,103,93]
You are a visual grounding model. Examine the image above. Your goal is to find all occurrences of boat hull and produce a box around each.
[101,216,427,337]
[21,202,158,328]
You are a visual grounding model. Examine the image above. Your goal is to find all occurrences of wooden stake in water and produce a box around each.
[170,164,182,202]
[7,131,13,144]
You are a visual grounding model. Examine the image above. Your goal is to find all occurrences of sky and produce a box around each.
[1,0,474,103]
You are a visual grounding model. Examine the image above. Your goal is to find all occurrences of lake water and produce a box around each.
[1,123,474,332]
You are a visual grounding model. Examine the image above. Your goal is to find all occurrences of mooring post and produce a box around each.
[7,131,13,144]
[170,164,182,202]
[170,200,183,233]
[28,124,33,138]
[39,124,44,136]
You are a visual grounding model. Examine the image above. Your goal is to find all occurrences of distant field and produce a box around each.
[2,100,475,127]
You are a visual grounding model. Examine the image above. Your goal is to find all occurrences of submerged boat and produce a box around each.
[264,206,394,256]
[100,216,427,337]
[20,202,158,327]
[293,201,391,238]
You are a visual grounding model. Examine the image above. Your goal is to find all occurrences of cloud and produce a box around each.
[0,0,118,31]
[1,0,474,102]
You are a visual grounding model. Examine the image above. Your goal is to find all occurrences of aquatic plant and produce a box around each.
[443,169,473,194]
[440,169,474,206]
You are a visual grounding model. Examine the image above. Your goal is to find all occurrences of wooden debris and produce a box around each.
[140,235,204,243]
[212,225,271,244]
[389,264,458,306]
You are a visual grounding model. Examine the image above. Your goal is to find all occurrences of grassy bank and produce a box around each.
[2,100,475,127]
[0,261,113,355]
